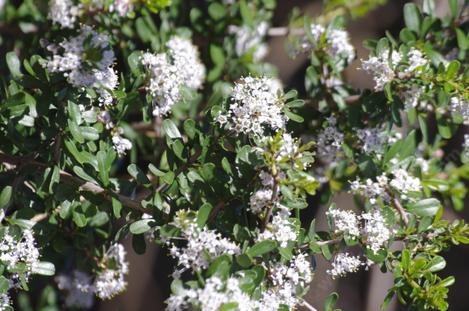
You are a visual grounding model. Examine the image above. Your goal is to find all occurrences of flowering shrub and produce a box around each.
[0,0,468,310]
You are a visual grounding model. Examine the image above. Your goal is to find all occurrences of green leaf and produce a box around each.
[207,255,231,278]
[31,262,55,276]
[426,255,446,272]
[247,240,276,257]
[97,150,109,187]
[197,203,213,227]
[445,60,460,79]
[324,292,339,311]
[239,0,254,26]
[128,51,143,75]
[68,120,84,144]
[449,0,459,19]
[112,196,123,218]
[6,52,22,78]
[403,3,421,34]
[0,276,9,293]
[128,164,150,185]
[408,198,441,217]
[130,219,154,234]
[208,3,226,20]
[398,130,418,159]
[284,109,304,123]
[183,119,197,139]
[80,126,100,141]
[0,186,13,209]
[72,212,87,227]
[162,119,182,139]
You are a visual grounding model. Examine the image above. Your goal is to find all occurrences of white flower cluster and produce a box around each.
[389,169,422,198]
[0,228,40,272]
[0,293,10,311]
[111,128,132,156]
[56,270,94,309]
[169,212,240,273]
[327,207,392,253]
[350,175,389,204]
[94,243,129,300]
[44,25,118,106]
[450,96,469,124]
[356,127,385,154]
[304,24,355,66]
[464,134,469,158]
[362,48,429,91]
[229,22,269,61]
[326,208,360,238]
[108,0,134,16]
[351,168,421,202]
[216,76,286,136]
[276,133,300,160]
[142,36,205,117]
[404,48,429,73]
[262,252,313,310]
[249,188,272,213]
[257,208,297,248]
[48,0,80,29]
[400,84,425,110]
[327,252,363,279]
[316,117,344,161]
[362,210,392,254]
[166,276,252,311]
[167,253,312,311]
[361,49,401,91]
[48,0,133,28]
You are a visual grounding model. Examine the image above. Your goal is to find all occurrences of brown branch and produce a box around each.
[261,165,279,232]
[267,27,305,37]
[388,191,409,226]
[0,151,147,213]
[30,212,49,223]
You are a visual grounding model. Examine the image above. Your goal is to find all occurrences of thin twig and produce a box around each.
[261,164,279,232]
[301,299,319,311]
[267,27,304,37]
[30,212,49,223]
[388,190,409,226]
[0,151,147,213]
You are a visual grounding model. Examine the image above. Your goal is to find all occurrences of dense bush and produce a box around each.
[0,0,468,310]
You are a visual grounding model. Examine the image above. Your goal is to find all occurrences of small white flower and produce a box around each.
[217,76,286,136]
[389,169,421,196]
[362,49,401,91]
[249,189,272,213]
[0,293,11,311]
[326,208,360,238]
[168,213,240,272]
[94,243,129,300]
[327,252,363,279]
[111,128,132,156]
[361,209,392,254]
[356,127,385,154]
[44,25,117,106]
[229,22,269,61]
[464,134,469,158]
[48,0,80,29]
[404,48,428,73]
[450,96,469,124]
[257,208,297,248]
[0,228,40,272]
[142,36,205,117]
[302,24,355,67]
[316,117,344,162]
[56,270,94,309]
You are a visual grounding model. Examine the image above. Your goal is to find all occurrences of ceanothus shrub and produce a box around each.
[0,0,468,310]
